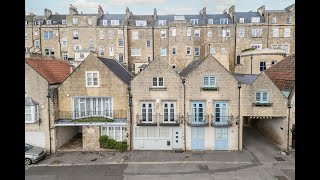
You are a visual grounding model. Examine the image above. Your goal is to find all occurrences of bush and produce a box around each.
[99,135,128,152]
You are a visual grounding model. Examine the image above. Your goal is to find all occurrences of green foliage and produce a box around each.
[99,135,128,152]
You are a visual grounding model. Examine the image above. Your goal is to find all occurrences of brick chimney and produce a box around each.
[69,4,78,15]
[44,8,52,19]
[257,5,265,17]
[98,5,104,18]
[228,5,235,22]
[223,9,227,14]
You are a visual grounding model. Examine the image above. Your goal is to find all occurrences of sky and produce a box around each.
[25,0,295,15]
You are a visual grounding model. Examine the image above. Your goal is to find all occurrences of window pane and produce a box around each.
[210,77,215,86]
[262,92,268,102]
[204,77,209,86]
[153,77,157,86]
[256,93,261,102]
[159,77,163,86]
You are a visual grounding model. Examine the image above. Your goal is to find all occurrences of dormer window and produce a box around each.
[111,20,120,26]
[72,18,78,25]
[46,20,52,25]
[208,19,213,24]
[190,19,198,25]
[239,18,244,23]
[103,20,108,26]
[251,17,260,23]
[220,18,228,24]
[158,20,166,26]
[136,20,147,26]
[62,19,66,24]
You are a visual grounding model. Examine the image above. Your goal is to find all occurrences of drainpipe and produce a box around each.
[237,82,241,151]
[250,55,253,74]
[234,20,237,72]
[152,26,154,59]
[182,77,186,151]
[287,101,291,154]
[123,24,126,64]
[47,86,52,154]
[128,85,133,151]
[267,13,270,48]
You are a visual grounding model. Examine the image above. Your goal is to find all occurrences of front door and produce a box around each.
[214,102,228,150]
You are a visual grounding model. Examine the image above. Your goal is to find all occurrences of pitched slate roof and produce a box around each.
[26,59,72,84]
[98,14,126,26]
[232,73,258,84]
[265,54,295,92]
[46,14,66,24]
[179,60,204,77]
[25,97,39,106]
[98,58,133,85]
[206,14,233,24]
[234,12,265,23]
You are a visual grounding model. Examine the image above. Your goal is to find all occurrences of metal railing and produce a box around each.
[187,114,210,127]
[136,114,182,126]
[211,116,233,127]
[55,110,127,120]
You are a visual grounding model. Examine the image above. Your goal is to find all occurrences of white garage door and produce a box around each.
[25,131,45,148]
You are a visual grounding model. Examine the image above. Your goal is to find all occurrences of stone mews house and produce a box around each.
[238,53,295,152]
[131,56,184,150]
[56,53,133,151]
[180,55,241,151]
[25,58,72,154]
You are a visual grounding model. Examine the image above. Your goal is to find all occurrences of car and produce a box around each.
[25,143,46,165]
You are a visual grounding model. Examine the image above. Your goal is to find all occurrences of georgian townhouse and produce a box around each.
[25,58,72,154]
[237,54,295,152]
[56,53,133,151]
[180,55,240,151]
[131,57,184,150]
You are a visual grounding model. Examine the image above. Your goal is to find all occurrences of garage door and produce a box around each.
[191,127,204,150]
[214,128,228,150]
[25,131,45,148]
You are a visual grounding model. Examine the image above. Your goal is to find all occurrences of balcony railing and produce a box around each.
[136,114,182,126]
[187,114,210,127]
[55,110,127,120]
[211,116,233,127]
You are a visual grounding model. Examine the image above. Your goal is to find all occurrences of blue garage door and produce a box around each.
[191,127,205,150]
[215,128,228,150]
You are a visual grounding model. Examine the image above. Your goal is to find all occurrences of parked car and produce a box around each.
[25,143,46,165]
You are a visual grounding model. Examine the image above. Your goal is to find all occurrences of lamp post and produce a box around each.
[287,101,291,155]
[237,82,241,151]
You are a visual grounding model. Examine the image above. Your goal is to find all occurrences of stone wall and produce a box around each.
[82,126,101,151]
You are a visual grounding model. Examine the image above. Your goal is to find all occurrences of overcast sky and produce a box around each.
[25,0,295,15]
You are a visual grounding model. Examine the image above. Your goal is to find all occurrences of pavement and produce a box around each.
[26,127,295,180]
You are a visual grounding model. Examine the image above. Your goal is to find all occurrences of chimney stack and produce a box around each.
[69,4,78,15]
[223,9,227,14]
[228,5,235,22]
[153,8,157,20]
[257,5,265,16]
[44,8,52,19]
[98,5,104,18]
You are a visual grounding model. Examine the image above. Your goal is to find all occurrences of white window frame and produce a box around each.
[72,18,78,25]
[131,48,141,56]
[187,27,192,36]
[239,18,244,23]
[272,17,277,24]
[284,28,291,37]
[73,97,113,119]
[255,91,269,103]
[141,102,154,122]
[251,17,260,23]
[160,30,166,38]
[172,28,176,37]
[101,126,126,142]
[44,48,54,56]
[88,18,93,26]
[273,28,279,38]
[163,102,176,123]
[194,29,200,37]
[207,31,212,37]
[146,40,151,49]
[158,20,166,26]
[85,71,100,87]
[34,40,40,48]
[190,19,198,25]
[25,105,39,123]
[63,53,68,60]
[222,29,230,37]
[160,48,167,56]
[46,20,52,25]
[119,53,124,63]
[186,46,191,55]
[79,53,85,59]
[109,47,114,56]
[118,39,124,47]
[111,20,120,26]
[74,45,81,51]
[194,47,200,56]
[251,29,262,37]
[220,18,228,24]
[250,44,262,50]
[152,77,164,87]
[239,28,245,37]
[103,20,108,26]
[286,17,291,24]
[73,30,79,39]
[99,46,105,56]
[118,29,123,35]
[132,31,139,40]
[259,61,266,72]
[136,20,147,26]
[203,76,216,87]
[208,19,213,24]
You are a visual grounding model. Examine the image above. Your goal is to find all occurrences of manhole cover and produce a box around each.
[274,157,285,161]
[275,176,288,180]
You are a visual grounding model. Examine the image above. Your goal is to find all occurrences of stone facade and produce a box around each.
[82,126,101,150]
[25,4,295,74]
